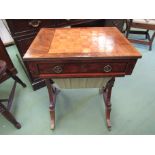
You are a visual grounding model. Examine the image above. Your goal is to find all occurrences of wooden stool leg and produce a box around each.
[45,79,57,129]
[6,69,26,88]
[101,77,115,130]
[0,102,21,129]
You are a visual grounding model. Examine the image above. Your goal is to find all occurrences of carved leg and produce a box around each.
[45,79,58,129]
[0,102,21,129]
[6,69,26,88]
[101,77,115,130]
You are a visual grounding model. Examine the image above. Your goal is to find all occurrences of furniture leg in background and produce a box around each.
[0,102,21,129]
[125,19,155,51]
[0,76,26,129]
[148,32,155,50]
[0,60,26,129]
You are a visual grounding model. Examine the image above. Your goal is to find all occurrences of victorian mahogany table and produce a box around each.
[23,27,141,130]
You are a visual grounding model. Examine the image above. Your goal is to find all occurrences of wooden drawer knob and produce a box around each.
[103,65,112,72]
[53,66,63,73]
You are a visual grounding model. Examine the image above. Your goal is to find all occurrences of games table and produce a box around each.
[23,27,141,130]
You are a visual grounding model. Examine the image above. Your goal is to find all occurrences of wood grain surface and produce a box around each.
[24,27,141,60]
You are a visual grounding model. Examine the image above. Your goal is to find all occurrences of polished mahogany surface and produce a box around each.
[23,27,142,130]
[7,20,125,91]
[24,27,141,60]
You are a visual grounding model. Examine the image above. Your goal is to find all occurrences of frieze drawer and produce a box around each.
[38,62,127,74]
[27,60,134,78]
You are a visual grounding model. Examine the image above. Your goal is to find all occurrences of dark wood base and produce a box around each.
[45,77,115,130]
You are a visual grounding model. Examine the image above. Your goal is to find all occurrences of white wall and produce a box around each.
[0,19,14,45]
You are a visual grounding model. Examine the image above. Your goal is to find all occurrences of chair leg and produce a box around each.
[126,28,130,38]
[145,30,149,39]
[0,102,21,129]
[125,21,131,38]
[149,32,155,51]
[149,44,152,51]
[7,81,17,111]
[6,69,26,88]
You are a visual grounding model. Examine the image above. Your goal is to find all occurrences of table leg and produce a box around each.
[0,102,21,129]
[101,77,115,130]
[45,79,58,129]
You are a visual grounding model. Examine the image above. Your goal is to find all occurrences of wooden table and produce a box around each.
[23,27,141,130]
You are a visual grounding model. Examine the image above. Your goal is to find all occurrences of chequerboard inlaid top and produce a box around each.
[24,27,141,60]
[49,28,114,54]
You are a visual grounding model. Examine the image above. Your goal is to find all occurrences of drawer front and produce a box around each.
[37,62,127,75]
[7,19,58,36]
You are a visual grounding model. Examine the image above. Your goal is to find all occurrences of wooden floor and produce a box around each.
[0,35,155,134]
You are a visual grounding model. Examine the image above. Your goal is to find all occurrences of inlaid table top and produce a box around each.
[23,27,141,60]
[23,27,142,130]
